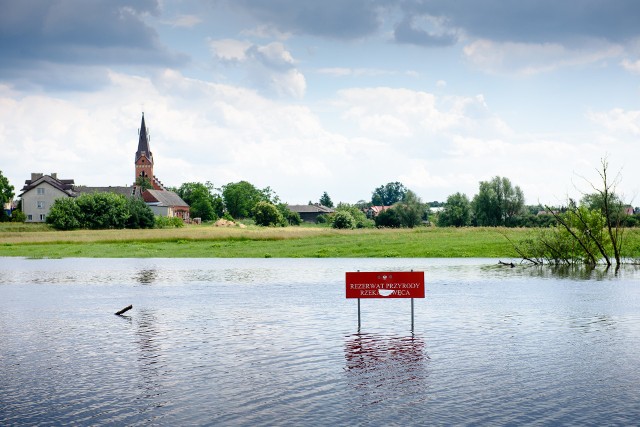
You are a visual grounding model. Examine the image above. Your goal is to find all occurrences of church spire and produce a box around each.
[136,112,152,163]
[134,112,156,187]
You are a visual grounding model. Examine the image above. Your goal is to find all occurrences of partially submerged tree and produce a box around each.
[512,159,629,268]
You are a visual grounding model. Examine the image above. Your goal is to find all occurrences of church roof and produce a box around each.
[143,189,189,208]
[135,113,153,163]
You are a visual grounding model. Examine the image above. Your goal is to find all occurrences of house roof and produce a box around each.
[287,204,335,214]
[19,174,76,197]
[368,205,392,214]
[135,113,153,163]
[143,189,189,207]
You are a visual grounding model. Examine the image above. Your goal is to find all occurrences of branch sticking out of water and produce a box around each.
[115,305,133,316]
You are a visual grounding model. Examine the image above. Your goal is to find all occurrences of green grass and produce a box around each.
[1,223,639,259]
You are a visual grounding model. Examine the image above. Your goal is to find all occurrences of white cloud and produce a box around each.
[621,58,640,73]
[209,39,306,98]
[317,68,393,77]
[588,108,640,135]
[163,14,202,28]
[463,39,623,75]
[209,39,252,62]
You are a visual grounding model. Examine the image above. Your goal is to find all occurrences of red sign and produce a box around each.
[346,271,425,299]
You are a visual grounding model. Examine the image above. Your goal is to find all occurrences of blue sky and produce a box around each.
[2,0,640,206]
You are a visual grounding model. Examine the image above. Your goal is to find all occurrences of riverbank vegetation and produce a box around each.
[1,223,640,259]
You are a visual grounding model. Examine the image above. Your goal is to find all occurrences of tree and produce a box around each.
[319,192,334,208]
[176,181,223,221]
[334,203,372,228]
[75,192,129,229]
[512,158,628,268]
[125,197,155,229]
[374,208,402,228]
[395,190,426,228]
[222,181,270,219]
[253,201,285,226]
[371,182,407,206]
[276,203,301,225]
[472,176,525,226]
[135,176,154,191]
[438,193,471,227]
[0,170,14,221]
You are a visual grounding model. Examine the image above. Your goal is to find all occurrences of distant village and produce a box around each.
[10,114,338,225]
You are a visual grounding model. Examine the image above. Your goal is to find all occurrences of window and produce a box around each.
[37,188,45,195]
[27,214,33,221]
[37,201,45,209]
[40,214,46,221]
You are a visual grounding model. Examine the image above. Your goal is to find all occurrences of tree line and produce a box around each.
[1,166,638,238]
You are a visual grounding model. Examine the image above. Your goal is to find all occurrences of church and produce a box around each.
[20,114,189,223]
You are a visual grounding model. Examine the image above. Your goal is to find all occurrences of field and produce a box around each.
[1,223,640,259]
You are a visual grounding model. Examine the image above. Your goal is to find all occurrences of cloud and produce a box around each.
[163,14,202,28]
[394,14,459,47]
[588,108,640,134]
[0,0,187,89]
[334,87,500,140]
[463,39,623,75]
[209,39,306,98]
[316,68,392,78]
[395,0,640,46]
[621,58,640,73]
[209,39,252,62]
[224,0,383,39]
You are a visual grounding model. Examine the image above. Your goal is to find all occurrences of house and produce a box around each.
[287,204,335,223]
[19,173,77,222]
[143,189,190,220]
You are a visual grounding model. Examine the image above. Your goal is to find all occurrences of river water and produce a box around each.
[1,258,639,426]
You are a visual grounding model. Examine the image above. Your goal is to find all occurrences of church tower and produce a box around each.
[134,113,164,190]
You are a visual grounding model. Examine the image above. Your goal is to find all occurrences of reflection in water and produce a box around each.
[134,309,170,414]
[135,269,158,284]
[344,334,429,407]
[481,262,640,281]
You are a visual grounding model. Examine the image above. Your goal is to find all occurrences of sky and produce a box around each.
[2,0,640,206]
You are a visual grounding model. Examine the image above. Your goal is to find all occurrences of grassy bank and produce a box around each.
[2,223,640,259]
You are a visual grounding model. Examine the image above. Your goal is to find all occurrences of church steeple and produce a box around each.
[135,112,153,164]
[134,112,157,188]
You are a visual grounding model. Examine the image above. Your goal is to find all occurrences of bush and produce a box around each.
[11,209,26,223]
[316,214,329,224]
[47,198,83,230]
[332,211,355,229]
[154,216,184,228]
[253,201,285,227]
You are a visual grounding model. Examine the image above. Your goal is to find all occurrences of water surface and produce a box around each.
[1,258,639,425]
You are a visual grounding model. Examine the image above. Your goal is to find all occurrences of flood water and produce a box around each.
[1,258,640,426]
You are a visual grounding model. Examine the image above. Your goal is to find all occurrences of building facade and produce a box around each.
[20,173,76,222]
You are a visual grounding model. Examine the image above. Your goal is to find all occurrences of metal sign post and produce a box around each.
[346,271,425,330]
